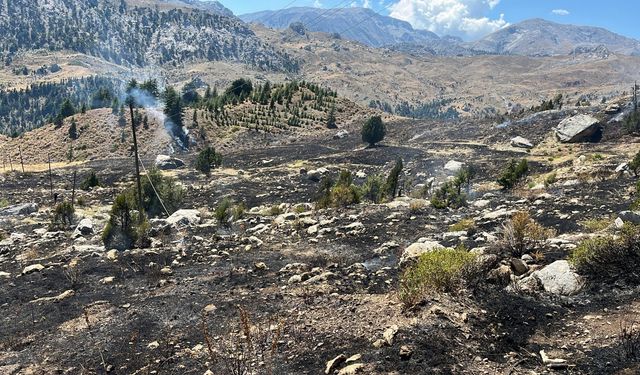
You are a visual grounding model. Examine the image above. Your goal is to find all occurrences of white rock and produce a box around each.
[166,209,201,227]
[533,260,583,296]
[444,160,464,174]
[73,218,94,238]
[510,136,534,149]
[555,115,601,143]
[399,241,444,265]
[22,264,45,275]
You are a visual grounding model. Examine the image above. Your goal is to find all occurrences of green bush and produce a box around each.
[629,151,640,176]
[430,167,474,209]
[51,201,75,229]
[102,192,150,251]
[139,168,184,217]
[497,159,529,190]
[195,146,223,175]
[315,171,361,209]
[80,171,101,191]
[215,198,233,227]
[399,247,477,306]
[361,174,385,203]
[569,225,640,280]
[361,116,386,147]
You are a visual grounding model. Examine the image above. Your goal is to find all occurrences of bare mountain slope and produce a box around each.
[469,18,640,56]
[241,7,440,48]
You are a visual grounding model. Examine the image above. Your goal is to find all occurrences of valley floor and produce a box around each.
[1,116,640,374]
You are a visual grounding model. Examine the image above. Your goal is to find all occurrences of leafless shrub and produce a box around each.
[619,316,640,360]
[502,211,555,257]
[202,306,285,375]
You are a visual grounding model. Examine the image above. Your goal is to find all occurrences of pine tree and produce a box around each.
[326,106,337,129]
[68,118,78,139]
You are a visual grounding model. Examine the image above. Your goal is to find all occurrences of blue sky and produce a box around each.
[217,0,640,40]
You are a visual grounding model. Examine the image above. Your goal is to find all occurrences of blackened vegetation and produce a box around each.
[369,98,460,120]
[0,76,120,136]
[0,0,299,71]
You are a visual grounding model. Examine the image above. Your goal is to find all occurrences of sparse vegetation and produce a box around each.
[580,217,613,232]
[569,224,640,280]
[399,247,477,306]
[449,218,477,233]
[215,198,233,227]
[497,159,529,190]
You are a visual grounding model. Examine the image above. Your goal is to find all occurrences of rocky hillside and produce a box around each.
[127,0,234,16]
[0,0,298,71]
[469,18,640,56]
[241,7,440,48]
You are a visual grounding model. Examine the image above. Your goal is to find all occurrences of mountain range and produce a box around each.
[241,7,440,48]
[242,7,640,57]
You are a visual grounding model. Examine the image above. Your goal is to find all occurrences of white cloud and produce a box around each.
[363,0,372,8]
[313,0,323,7]
[389,0,509,40]
[552,9,570,16]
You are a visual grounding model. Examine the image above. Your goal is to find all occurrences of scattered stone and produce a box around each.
[333,129,349,139]
[307,224,319,235]
[510,258,529,276]
[338,363,364,375]
[100,276,115,284]
[510,136,534,149]
[325,354,346,374]
[383,325,399,346]
[399,345,413,360]
[287,274,303,284]
[0,203,38,217]
[106,250,119,261]
[22,264,45,275]
[32,289,75,303]
[0,271,10,279]
[555,114,601,143]
[160,267,173,275]
[155,155,185,170]
[254,262,268,271]
[540,350,568,369]
[204,304,217,314]
[147,341,160,350]
[345,354,362,363]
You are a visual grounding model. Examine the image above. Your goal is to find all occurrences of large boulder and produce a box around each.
[155,155,185,170]
[618,211,640,225]
[510,136,534,149]
[444,160,464,174]
[166,209,201,227]
[532,260,583,296]
[399,241,444,266]
[0,203,38,217]
[555,115,601,143]
[73,218,94,238]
